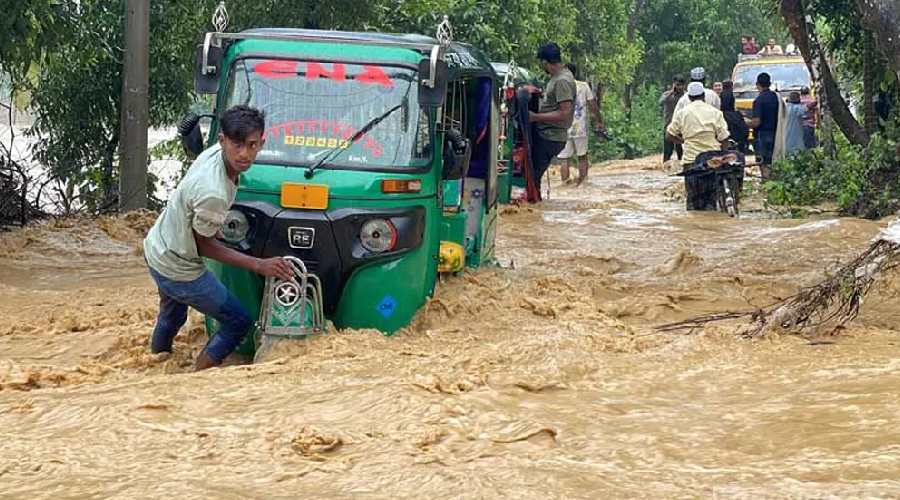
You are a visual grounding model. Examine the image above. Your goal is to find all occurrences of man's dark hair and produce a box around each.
[673,74,686,84]
[722,80,733,91]
[756,72,772,88]
[537,42,562,63]
[566,62,579,80]
[219,105,266,142]
[689,94,705,102]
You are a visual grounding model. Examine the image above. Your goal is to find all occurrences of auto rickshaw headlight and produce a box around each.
[360,218,398,253]
[222,209,250,243]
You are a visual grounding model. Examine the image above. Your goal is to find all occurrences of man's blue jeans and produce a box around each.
[148,266,253,363]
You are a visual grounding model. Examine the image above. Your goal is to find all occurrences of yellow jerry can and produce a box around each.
[438,241,465,274]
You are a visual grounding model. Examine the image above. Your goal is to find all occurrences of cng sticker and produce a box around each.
[377,295,398,318]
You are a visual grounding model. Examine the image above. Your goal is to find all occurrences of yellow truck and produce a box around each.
[731,54,812,118]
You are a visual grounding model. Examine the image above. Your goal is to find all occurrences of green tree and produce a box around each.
[634,0,785,86]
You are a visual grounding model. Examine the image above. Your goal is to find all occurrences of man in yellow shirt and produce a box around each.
[666,82,730,167]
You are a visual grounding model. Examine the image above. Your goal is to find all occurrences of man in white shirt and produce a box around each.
[558,62,605,186]
[675,67,720,111]
[758,39,785,55]
[666,82,730,166]
[144,105,294,370]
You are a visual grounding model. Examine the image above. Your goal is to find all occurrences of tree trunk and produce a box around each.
[780,0,870,146]
[622,0,647,116]
[856,0,900,82]
[862,32,877,136]
[118,0,149,212]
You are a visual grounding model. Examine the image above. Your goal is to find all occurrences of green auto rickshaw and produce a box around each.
[490,61,536,204]
[179,16,502,355]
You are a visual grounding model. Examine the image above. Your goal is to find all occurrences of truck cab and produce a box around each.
[731,54,813,118]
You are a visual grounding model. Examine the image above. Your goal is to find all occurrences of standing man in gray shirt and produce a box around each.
[660,74,686,166]
[143,105,294,370]
[527,42,576,199]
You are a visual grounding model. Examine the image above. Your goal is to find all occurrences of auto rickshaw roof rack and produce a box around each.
[204,1,446,54]
[206,29,447,54]
[198,11,489,89]
[199,33,494,89]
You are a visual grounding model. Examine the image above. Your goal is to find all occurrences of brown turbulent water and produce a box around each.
[2,157,900,499]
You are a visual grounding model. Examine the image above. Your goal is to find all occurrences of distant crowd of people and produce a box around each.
[525,37,816,198]
[660,64,817,179]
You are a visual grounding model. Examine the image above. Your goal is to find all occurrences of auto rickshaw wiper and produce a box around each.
[304,102,404,179]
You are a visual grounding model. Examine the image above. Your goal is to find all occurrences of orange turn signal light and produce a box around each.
[381,179,422,193]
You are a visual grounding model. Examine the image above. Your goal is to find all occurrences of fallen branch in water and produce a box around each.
[657,237,900,338]
[656,310,761,335]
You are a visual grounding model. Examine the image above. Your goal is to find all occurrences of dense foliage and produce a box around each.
[762,0,900,219]
[766,121,900,218]
[634,0,785,85]
[592,85,663,161]
[2,0,646,217]
[17,0,887,222]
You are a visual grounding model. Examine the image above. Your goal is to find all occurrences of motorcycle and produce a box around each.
[678,150,745,217]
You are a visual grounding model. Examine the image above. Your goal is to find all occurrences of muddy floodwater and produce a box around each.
[3,157,900,499]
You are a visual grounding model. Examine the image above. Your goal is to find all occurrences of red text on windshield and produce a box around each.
[253,60,394,88]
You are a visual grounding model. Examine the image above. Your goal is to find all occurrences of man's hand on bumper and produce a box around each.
[255,257,295,281]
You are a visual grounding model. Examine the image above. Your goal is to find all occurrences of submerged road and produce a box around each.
[1,157,899,498]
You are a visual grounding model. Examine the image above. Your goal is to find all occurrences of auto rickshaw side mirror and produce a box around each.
[418,59,449,108]
[178,112,205,158]
[194,36,223,94]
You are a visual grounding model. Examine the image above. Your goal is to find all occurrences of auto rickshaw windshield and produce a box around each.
[224,58,432,170]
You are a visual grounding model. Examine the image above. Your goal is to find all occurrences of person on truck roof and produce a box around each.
[675,67,720,112]
[758,39,784,56]
[143,105,295,371]
[741,36,759,55]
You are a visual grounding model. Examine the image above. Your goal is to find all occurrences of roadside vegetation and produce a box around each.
[763,0,900,219]
[766,125,899,218]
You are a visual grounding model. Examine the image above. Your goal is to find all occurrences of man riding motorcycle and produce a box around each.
[667,82,742,216]
[666,82,730,167]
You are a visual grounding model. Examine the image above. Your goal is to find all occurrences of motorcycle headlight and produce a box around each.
[359,218,398,253]
[221,209,250,243]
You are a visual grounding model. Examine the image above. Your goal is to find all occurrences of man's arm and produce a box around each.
[666,114,684,144]
[747,98,762,129]
[666,131,685,145]
[530,100,574,125]
[716,112,731,148]
[195,232,295,281]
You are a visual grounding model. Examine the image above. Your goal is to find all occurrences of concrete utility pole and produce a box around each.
[118,0,149,212]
